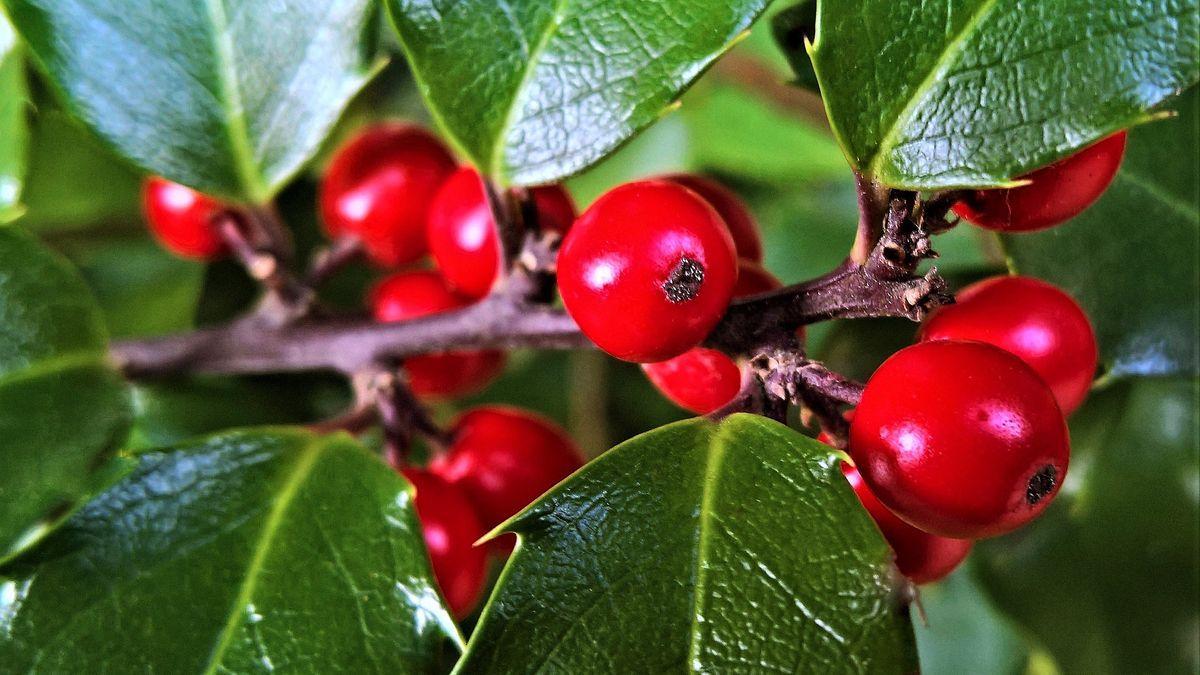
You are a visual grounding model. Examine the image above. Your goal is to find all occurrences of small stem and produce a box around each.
[707,363,787,423]
[306,236,363,287]
[850,174,890,265]
[360,368,452,468]
[214,210,314,322]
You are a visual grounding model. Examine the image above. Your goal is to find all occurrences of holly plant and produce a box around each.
[0,0,1197,673]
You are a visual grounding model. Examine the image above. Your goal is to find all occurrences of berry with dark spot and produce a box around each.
[557,180,737,362]
[849,340,1070,539]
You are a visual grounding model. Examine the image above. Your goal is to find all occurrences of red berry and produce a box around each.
[427,167,576,298]
[641,260,783,414]
[370,271,505,398]
[921,276,1097,414]
[431,406,583,553]
[141,178,228,260]
[320,124,456,267]
[661,174,763,262]
[558,180,738,362]
[849,340,1070,539]
[953,132,1127,232]
[842,463,972,584]
[400,468,488,618]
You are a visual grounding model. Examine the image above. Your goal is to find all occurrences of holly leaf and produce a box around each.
[458,414,916,672]
[0,429,460,672]
[0,226,131,562]
[0,0,382,202]
[0,13,28,223]
[975,379,1199,674]
[801,0,1199,189]
[1002,87,1199,378]
[385,0,771,185]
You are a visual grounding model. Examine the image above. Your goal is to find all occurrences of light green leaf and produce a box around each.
[1,0,382,202]
[386,0,771,185]
[0,12,28,222]
[802,0,1199,188]
[458,414,916,672]
[1003,87,1199,378]
[0,226,131,562]
[0,429,460,672]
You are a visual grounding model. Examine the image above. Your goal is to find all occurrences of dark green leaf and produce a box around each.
[55,235,205,338]
[386,0,770,185]
[0,226,130,561]
[1,0,382,202]
[459,414,916,672]
[129,375,349,450]
[803,0,1199,188]
[1003,88,1199,378]
[0,429,460,672]
[770,0,818,91]
[17,108,142,232]
[0,13,27,222]
[975,379,1199,674]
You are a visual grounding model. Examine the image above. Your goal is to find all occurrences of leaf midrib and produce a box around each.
[864,0,1002,179]
[201,435,324,674]
[488,0,571,180]
[202,0,267,202]
[687,423,730,670]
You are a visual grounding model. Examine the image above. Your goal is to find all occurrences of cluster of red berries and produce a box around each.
[402,406,583,617]
[140,123,1121,593]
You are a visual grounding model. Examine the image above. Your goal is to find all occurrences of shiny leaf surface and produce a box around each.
[386,0,770,185]
[1003,88,1199,378]
[802,0,1199,188]
[1,0,381,201]
[0,429,460,672]
[0,226,130,562]
[458,414,916,672]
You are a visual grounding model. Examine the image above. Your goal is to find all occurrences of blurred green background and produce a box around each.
[12,7,1197,674]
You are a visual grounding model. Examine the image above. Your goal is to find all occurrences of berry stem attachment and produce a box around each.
[213,211,314,321]
[306,235,364,287]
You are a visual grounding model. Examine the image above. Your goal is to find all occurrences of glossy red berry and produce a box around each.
[400,468,488,618]
[842,463,972,584]
[922,276,1097,414]
[370,271,505,398]
[427,166,576,298]
[558,180,738,362]
[661,174,763,262]
[141,178,228,260]
[642,261,783,414]
[953,132,1127,232]
[849,340,1070,539]
[431,406,583,552]
[320,124,457,267]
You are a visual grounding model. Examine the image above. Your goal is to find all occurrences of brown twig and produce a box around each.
[306,235,363,287]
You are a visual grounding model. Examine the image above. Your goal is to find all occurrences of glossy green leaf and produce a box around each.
[1003,88,1199,378]
[976,379,1199,674]
[0,0,382,202]
[803,0,1199,189]
[386,0,770,185]
[770,0,818,91]
[0,429,460,672]
[458,414,916,672]
[0,226,131,562]
[0,12,27,222]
